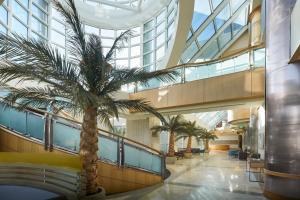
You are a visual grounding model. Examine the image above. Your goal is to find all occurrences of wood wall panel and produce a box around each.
[0,128,162,194]
[130,69,265,110]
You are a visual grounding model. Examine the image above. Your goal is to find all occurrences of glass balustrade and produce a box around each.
[134,48,265,92]
[124,143,162,174]
[0,102,163,175]
[0,103,45,141]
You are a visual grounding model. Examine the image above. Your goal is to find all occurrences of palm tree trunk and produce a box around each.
[80,107,99,195]
[186,136,192,153]
[168,132,175,157]
[204,139,209,151]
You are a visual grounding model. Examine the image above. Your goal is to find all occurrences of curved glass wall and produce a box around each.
[0,0,178,71]
[142,0,178,71]
[182,0,250,63]
[0,0,48,40]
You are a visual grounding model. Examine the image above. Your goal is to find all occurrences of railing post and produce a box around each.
[44,113,49,151]
[120,138,125,166]
[117,137,120,167]
[49,114,54,152]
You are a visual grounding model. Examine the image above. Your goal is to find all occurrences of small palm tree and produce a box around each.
[176,121,202,153]
[151,115,187,157]
[0,0,178,195]
[198,129,218,151]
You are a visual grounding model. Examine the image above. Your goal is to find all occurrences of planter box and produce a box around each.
[184,152,192,158]
[165,156,177,164]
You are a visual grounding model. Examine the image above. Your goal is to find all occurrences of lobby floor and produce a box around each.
[109,151,266,200]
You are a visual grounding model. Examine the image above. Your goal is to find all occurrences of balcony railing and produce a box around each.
[122,46,265,93]
[0,102,166,177]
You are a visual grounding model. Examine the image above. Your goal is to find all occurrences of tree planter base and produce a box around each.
[165,156,177,164]
[81,187,106,200]
[184,152,192,158]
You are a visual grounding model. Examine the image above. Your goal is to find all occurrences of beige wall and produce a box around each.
[130,68,265,110]
[220,31,250,58]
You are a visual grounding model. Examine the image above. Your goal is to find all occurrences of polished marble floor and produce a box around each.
[109,151,266,200]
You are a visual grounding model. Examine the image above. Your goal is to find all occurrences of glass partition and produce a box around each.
[97,136,118,163]
[124,143,162,174]
[0,103,45,141]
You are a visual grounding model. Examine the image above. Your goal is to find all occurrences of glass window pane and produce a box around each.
[130,45,140,57]
[167,21,175,39]
[132,27,141,35]
[101,29,114,37]
[85,25,99,35]
[131,35,140,45]
[143,30,154,41]
[157,21,165,34]
[191,0,211,31]
[157,10,166,24]
[31,31,46,42]
[34,0,48,10]
[12,17,27,38]
[143,53,153,65]
[167,8,175,23]
[144,20,154,32]
[156,45,165,60]
[156,32,165,47]
[51,30,65,46]
[214,4,230,30]
[143,40,154,53]
[52,44,65,55]
[102,38,114,46]
[198,39,219,61]
[0,24,7,34]
[130,57,140,68]
[218,25,232,48]
[231,0,245,13]
[116,48,128,58]
[211,0,223,10]
[181,41,198,63]
[51,7,62,19]
[18,0,29,8]
[232,9,247,35]
[197,22,215,47]
[0,6,8,24]
[52,19,65,31]
[32,4,47,22]
[32,17,47,36]
[12,0,28,24]
[116,59,128,68]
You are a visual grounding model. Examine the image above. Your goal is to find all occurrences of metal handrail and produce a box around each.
[0,101,165,176]
[0,163,85,200]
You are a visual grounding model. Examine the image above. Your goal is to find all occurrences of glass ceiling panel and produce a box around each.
[231,0,246,13]
[214,3,230,30]
[211,0,223,10]
[191,0,211,31]
[197,22,215,47]
[218,25,232,49]
[197,39,219,61]
[181,41,199,63]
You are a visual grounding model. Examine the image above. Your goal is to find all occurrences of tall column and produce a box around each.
[265,0,300,199]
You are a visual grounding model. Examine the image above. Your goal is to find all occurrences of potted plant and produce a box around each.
[198,129,218,153]
[176,121,202,158]
[151,115,187,164]
[0,0,178,197]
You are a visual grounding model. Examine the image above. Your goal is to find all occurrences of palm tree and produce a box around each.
[151,115,187,157]
[176,121,201,153]
[0,0,178,195]
[198,129,218,151]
